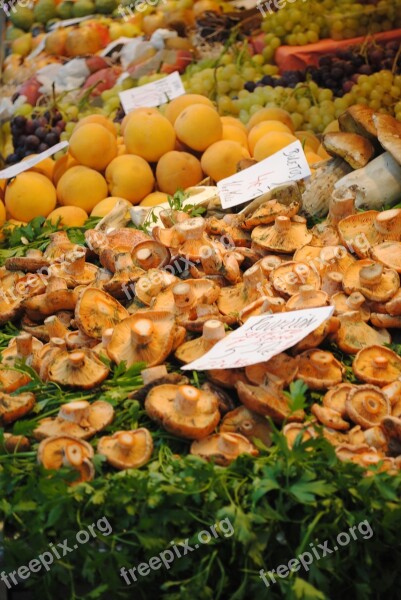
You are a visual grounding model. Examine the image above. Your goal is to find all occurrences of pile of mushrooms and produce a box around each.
[3,110,401,475]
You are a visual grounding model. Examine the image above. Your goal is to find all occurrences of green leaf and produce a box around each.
[292,578,327,600]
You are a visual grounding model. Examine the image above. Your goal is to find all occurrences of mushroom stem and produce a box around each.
[299,285,316,300]
[260,296,285,314]
[101,328,113,349]
[346,292,365,311]
[260,255,282,276]
[173,283,196,309]
[363,396,381,415]
[243,265,264,289]
[372,357,389,369]
[114,252,135,273]
[218,433,240,454]
[141,365,168,385]
[68,351,86,368]
[59,400,91,424]
[94,268,112,288]
[329,187,355,224]
[135,248,155,270]
[359,263,383,286]
[202,320,225,346]
[26,249,44,259]
[310,351,333,374]
[131,319,153,345]
[374,208,401,234]
[201,247,223,273]
[49,337,67,350]
[115,431,136,453]
[63,442,84,467]
[47,277,68,295]
[45,315,69,339]
[15,333,33,357]
[322,272,343,296]
[176,217,205,240]
[174,385,200,415]
[274,216,291,233]
[65,251,86,276]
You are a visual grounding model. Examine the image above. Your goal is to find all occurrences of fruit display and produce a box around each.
[2,2,401,599]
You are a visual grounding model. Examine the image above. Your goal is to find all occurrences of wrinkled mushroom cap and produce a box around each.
[297,349,344,390]
[345,384,390,429]
[190,432,258,465]
[338,105,378,141]
[335,311,391,354]
[371,241,401,274]
[323,131,374,169]
[352,345,401,386]
[5,249,49,273]
[323,383,355,418]
[343,259,399,302]
[270,261,320,297]
[47,350,110,389]
[98,428,153,470]
[331,291,370,321]
[34,399,114,440]
[135,269,178,306]
[220,406,272,447]
[241,199,300,230]
[311,403,350,431]
[152,279,220,314]
[207,368,248,389]
[108,311,176,368]
[282,422,316,448]
[0,391,35,425]
[252,216,312,254]
[286,286,328,311]
[75,287,129,340]
[236,379,304,422]
[145,384,220,440]
[373,112,401,162]
[37,435,94,484]
[245,352,298,387]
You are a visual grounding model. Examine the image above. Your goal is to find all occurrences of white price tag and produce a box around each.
[119,71,185,113]
[0,142,69,180]
[49,15,95,29]
[217,141,311,209]
[182,306,334,371]
[100,37,138,57]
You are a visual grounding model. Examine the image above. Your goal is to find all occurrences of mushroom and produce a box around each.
[145,384,220,439]
[65,329,98,350]
[236,379,305,422]
[1,433,30,453]
[5,249,49,273]
[44,315,69,339]
[373,112,401,162]
[176,303,236,332]
[217,264,267,315]
[132,240,170,270]
[345,384,390,428]
[37,435,94,484]
[0,391,35,424]
[364,426,388,453]
[190,432,258,466]
[286,285,328,311]
[352,346,401,387]
[34,399,114,440]
[240,199,300,230]
[338,105,378,142]
[270,261,320,297]
[311,403,350,431]
[2,333,42,368]
[152,279,220,315]
[381,416,401,447]
[239,295,286,323]
[50,249,98,287]
[334,311,391,354]
[331,291,371,321]
[245,352,298,388]
[327,187,356,226]
[290,316,340,353]
[23,277,79,321]
[251,216,312,254]
[108,311,176,368]
[129,367,189,403]
[103,252,145,299]
[343,259,399,303]
[323,383,356,418]
[382,379,401,408]
[338,210,401,258]
[201,381,236,415]
[206,215,252,248]
[321,272,344,296]
[34,337,67,380]
[44,231,76,260]
[297,349,344,390]
[93,328,113,358]
[258,255,283,277]
[174,217,223,262]
[47,350,110,389]
[220,406,272,447]
[134,269,178,306]
[322,132,375,168]
[335,443,384,469]
[98,429,153,470]
[175,320,225,364]
[371,241,401,274]
[282,422,317,448]
[207,368,249,389]
[75,287,129,340]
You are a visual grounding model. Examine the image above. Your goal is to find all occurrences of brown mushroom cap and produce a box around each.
[338,210,401,258]
[335,311,391,354]
[5,249,49,273]
[352,345,401,386]
[1,433,31,453]
[108,311,176,368]
[286,286,328,311]
[75,287,129,340]
[297,349,344,391]
[323,132,375,169]
[342,259,400,302]
[220,406,272,447]
[132,240,170,270]
[206,368,248,389]
[323,383,356,417]
[175,320,225,364]
[98,428,153,470]
[47,350,109,389]
[252,216,312,254]
[34,399,114,440]
[335,443,384,468]
[270,261,321,297]
[291,316,340,354]
[373,112,401,162]
[331,291,370,321]
[152,279,220,314]
[23,277,79,320]
[282,422,316,448]
[364,426,388,453]
[217,264,266,315]
[174,217,222,262]
[239,295,286,323]
[135,269,178,306]
[240,199,300,230]
[2,333,43,368]
[245,352,298,388]
[311,403,350,431]
[345,384,390,429]
[236,379,304,422]
[206,216,252,247]
[37,435,94,484]
[385,289,401,316]
[190,432,258,465]
[145,384,220,440]
[50,249,98,287]
[0,391,35,425]
[371,241,401,274]
[103,252,145,299]
[338,105,378,142]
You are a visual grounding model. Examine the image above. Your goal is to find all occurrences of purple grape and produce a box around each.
[44,132,59,146]
[35,127,47,140]
[25,120,35,135]
[38,143,49,153]
[26,135,40,150]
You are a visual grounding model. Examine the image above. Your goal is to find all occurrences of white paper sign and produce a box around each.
[182,306,334,371]
[217,141,311,210]
[119,71,185,113]
[0,141,69,180]
[100,37,137,57]
[49,15,95,29]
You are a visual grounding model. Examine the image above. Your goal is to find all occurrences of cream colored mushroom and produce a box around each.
[98,429,153,469]
[190,433,258,466]
[34,399,114,440]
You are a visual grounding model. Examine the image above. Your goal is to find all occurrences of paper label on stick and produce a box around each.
[182,306,334,371]
[119,71,185,113]
[0,142,69,180]
[217,140,311,209]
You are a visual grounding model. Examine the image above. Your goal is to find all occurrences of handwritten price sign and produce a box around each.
[119,72,185,113]
[182,307,334,371]
[217,140,311,209]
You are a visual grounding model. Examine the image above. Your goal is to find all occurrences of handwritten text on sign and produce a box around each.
[0,141,69,180]
[217,140,311,209]
[119,72,185,113]
[182,306,334,371]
